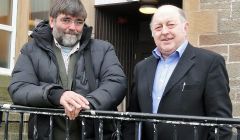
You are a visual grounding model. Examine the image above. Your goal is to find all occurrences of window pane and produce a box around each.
[29,0,50,30]
[0,0,13,25]
[0,30,11,68]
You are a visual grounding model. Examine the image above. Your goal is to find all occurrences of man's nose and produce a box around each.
[161,25,169,34]
[68,22,77,30]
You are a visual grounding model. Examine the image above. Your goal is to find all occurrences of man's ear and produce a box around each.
[49,17,54,28]
[184,21,189,32]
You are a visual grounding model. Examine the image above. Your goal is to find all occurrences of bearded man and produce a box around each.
[8,0,126,139]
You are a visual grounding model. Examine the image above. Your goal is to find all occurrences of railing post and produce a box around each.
[19,112,24,140]
[0,111,2,127]
[98,119,103,140]
[193,126,198,140]
[153,123,158,140]
[49,115,53,140]
[4,112,9,140]
[237,127,240,140]
[214,127,219,140]
[0,104,239,140]
[81,118,86,140]
[135,121,141,140]
[173,124,178,140]
[33,114,38,140]
[65,117,70,140]
[116,120,121,140]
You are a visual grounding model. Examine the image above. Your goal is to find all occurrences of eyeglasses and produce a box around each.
[60,17,84,26]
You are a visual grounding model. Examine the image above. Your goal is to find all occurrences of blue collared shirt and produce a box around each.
[152,40,188,113]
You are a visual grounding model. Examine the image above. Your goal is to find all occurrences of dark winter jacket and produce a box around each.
[8,21,127,140]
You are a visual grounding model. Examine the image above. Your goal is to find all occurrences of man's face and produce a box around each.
[49,14,85,47]
[151,6,188,58]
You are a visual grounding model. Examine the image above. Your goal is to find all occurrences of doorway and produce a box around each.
[94,0,183,107]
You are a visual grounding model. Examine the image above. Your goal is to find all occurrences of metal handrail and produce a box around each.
[1,104,240,140]
[1,104,240,127]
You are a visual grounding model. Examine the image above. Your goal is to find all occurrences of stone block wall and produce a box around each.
[184,0,240,116]
[0,112,28,140]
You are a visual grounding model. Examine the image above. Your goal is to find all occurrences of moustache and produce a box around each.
[64,31,79,35]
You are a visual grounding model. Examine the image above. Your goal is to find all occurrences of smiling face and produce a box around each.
[49,14,85,47]
[151,5,189,59]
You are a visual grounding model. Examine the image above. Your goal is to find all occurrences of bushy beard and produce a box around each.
[52,26,82,47]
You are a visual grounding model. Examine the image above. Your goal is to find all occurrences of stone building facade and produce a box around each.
[185,0,240,116]
[0,0,240,139]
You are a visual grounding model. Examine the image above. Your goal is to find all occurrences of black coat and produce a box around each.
[123,44,232,140]
[8,21,127,140]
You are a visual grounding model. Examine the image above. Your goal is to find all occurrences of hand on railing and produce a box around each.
[60,91,90,120]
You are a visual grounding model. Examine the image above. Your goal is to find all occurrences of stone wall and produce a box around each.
[184,0,240,116]
[0,75,11,104]
[1,0,240,139]
[0,76,26,140]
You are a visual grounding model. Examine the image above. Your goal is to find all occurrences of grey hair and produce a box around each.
[150,5,187,31]
[50,0,87,19]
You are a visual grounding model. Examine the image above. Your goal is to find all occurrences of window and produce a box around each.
[0,0,17,75]
[29,0,50,32]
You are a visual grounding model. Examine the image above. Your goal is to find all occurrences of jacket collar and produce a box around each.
[162,43,195,96]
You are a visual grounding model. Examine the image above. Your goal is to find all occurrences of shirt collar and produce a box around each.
[152,40,188,60]
[54,38,80,54]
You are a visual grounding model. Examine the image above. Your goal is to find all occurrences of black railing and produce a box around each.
[0,104,240,140]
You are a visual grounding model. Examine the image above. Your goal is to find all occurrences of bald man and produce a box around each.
[123,5,232,140]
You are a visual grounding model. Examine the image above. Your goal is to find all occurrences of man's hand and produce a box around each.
[60,91,90,120]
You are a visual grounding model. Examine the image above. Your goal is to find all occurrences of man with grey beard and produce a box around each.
[8,0,126,140]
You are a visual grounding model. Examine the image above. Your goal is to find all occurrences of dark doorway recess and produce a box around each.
[94,0,183,107]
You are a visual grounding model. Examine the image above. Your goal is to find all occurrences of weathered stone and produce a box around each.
[218,10,231,20]
[201,2,231,10]
[227,63,240,79]
[0,112,29,140]
[218,19,240,33]
[235,92,240,101]
[0,88,11,104]
[201,0,231,3]
[183,0,200,11]
[201,45,228,56]
[231,85,240,96]
[188,33,199,47]
[188,11,217,34]
[229,92,235,101]
[232,2,240,19]
[0,75,11,104]
[230,79,240,87]
[229,45,240,62]
[200,33,240,45]
[232,102,240,117]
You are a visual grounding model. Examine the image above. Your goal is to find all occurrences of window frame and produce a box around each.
[0,0,18,75]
